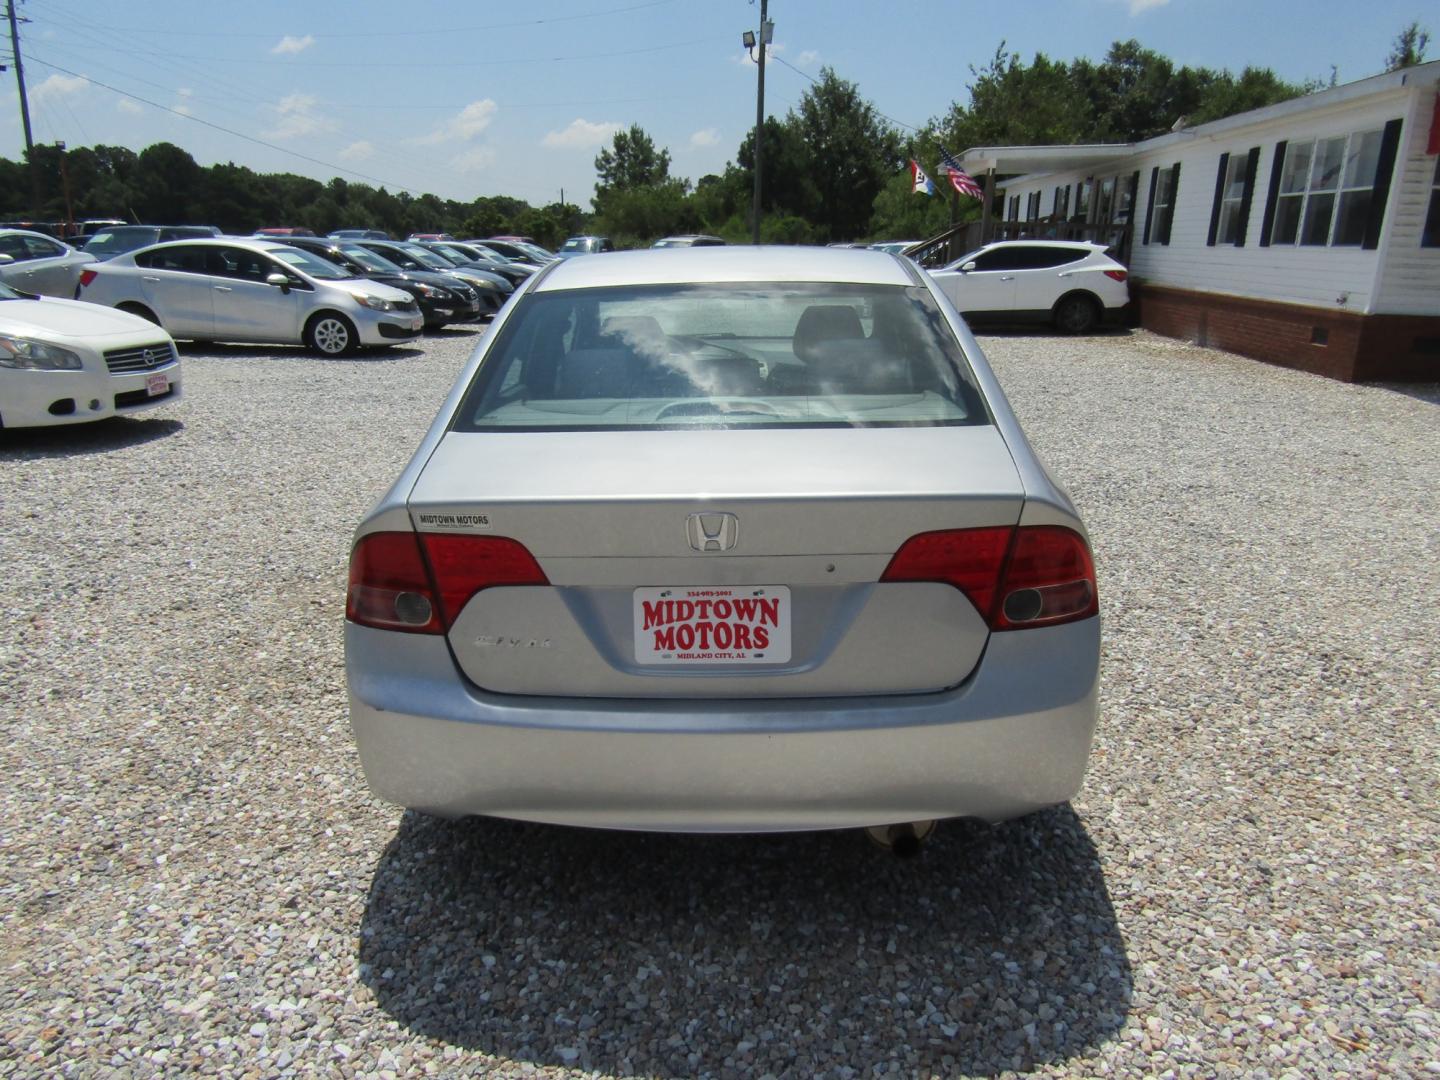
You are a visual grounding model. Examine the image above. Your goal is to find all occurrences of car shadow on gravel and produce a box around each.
[177,343,425,361]
[0,416,182,458]
[359,807,1130,1076]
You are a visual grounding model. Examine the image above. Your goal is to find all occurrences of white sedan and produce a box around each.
[927,240,1130,333]
[0,280,180,428]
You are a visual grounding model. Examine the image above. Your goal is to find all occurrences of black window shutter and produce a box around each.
[1161,164,1180,245]
[1143,165,1159,244]
[1234,147,1261,247]
[1363,118,1404,250]
[1207,153,1230,247]
[1259,141,1288,247]
[1128,170,1140,220]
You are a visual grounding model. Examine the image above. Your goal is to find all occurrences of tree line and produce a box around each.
[2,29,1425,248]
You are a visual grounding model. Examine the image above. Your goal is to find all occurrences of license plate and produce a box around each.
[411,316,423,331]
[633,585,791,664]
[145,373,168,397]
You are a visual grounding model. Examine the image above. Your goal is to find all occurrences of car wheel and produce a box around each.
[1053,295,1099,335]
[305,312,359,356]
[117,302,161,326]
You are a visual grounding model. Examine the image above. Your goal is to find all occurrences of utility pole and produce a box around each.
[6,0,33,156]
[750,0,769,246]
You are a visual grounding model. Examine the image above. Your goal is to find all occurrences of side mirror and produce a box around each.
[0,253,12,265]
[961,261,977,273]
[265,272,292,293]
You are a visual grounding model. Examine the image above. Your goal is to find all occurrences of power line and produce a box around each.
[22,56,432,196]
[770,53,924,134]
[25,0,677,39]
[34,33,730,69]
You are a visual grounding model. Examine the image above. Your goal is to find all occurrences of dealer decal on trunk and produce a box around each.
[633,586,792,665]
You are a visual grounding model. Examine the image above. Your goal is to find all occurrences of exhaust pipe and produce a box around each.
[864,820,936,857]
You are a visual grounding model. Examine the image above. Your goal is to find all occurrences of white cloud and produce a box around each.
[271,34,315,56]
[689,128,720,148]
[796,50,819,66]
[1128,0,1169,12]
[265,93,333,139]
[733,42,785,69]
[339,140,374,161]
[117,99,143,116]
[32,73,88,104]
[542,118,621,148]
[452,146,497,173]
[416,99,499,145]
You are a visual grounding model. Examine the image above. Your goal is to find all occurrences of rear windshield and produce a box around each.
[452,281,988,431]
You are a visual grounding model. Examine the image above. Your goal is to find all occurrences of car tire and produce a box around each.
[117,302,161,326]
[1053,294,1100,335]
[305,312,359,357]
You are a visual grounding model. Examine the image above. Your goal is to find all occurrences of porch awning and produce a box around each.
[959,144,1136,176]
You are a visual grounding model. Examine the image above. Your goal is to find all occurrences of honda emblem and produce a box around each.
[686,512,739,552]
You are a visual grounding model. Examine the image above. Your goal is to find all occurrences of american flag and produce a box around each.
[938,147,984,200]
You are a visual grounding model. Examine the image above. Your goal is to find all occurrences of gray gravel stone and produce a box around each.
[0,327,1435,1077]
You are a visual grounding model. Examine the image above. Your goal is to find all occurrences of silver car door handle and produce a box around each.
[142,275,160,282]
[999,275,1015,281]
[213,285,233,291]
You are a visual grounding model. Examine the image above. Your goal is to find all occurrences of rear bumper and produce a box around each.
[346,616,1100,832]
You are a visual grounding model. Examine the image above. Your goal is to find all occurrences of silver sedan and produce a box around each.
[345,247,1100,843]
[0,229,97,298]
[76,238,423,355]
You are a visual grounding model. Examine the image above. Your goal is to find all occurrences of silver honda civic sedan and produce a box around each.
[346,247,1100,840]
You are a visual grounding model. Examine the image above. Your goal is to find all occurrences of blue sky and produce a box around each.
[4,0,1430,208]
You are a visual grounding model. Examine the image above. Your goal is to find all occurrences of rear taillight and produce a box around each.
[78,269,98,288]
[346,531,547,634]
[879,527,1013,619]
[1103,269,1127,282]
[880,525,1097,631]
[990,526,1097,630]
[419,533,548,628]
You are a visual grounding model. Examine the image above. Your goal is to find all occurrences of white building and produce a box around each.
[958,61,1440,381]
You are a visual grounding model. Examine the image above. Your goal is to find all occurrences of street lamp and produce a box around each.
[743,4,772,245]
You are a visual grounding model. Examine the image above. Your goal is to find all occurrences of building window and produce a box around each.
[1215,154,1249,243]
[1096,177,1115,223]
[1076,180,1092,221]
[1146,164,1179,245]
[1423,157,1440,248]
[1271,130,1384,247]
[1112,173,1136,224]
[1054,185,1070,219]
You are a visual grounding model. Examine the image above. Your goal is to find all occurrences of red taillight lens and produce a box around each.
[78,269,98,288]
[880,524,1097,631]
[347,531,442,633]
[346,531,548,634]
[992,526,1097,630]
[880,527,1013,620]
[418,533,548,628]
[1103,269,1127,282]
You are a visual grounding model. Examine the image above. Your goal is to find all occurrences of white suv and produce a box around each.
[927,241,1129,334]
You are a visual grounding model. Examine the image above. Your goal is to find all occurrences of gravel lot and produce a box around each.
[1,326,1436,1078]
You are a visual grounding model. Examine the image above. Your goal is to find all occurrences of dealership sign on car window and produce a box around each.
[633,585,791,664]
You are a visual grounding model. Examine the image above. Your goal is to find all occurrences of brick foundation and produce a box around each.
[1131,284,1440,383]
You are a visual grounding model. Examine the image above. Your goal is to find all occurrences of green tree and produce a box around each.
[593,124,672,199]
[1387,21,1430,70]
[792,67,903,241]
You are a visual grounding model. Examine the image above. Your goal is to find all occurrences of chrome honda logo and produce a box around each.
[686,512,739,552]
